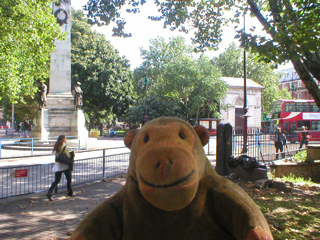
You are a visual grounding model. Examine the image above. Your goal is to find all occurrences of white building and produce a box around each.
[220,77,263,130]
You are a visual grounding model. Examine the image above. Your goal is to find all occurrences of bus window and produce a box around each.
[311,103,320,112]
[303,103,310,112]
[270,120,279,133]
[298,121,310,130]
[272,101,282,113]
[312,121,320,131]
[291,122,296,131]
[283,122,289,133]
[296,102,310,112]
[285,102,295,112]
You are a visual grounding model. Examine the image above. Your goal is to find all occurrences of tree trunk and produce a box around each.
[291,58,320,108]
[302,52,320,83]
[247,0,320,107]
[88,111,98,131]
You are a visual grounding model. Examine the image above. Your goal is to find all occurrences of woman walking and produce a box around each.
[47,135,74,201]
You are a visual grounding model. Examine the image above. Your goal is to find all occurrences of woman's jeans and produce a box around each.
[48,169,73,196]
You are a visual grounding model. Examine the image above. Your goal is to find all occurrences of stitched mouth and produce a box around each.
[139,170,195,188]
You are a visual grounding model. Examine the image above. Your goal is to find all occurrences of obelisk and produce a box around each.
[31,0,88,147]
[48,0,73,98]
[46,0,74,111]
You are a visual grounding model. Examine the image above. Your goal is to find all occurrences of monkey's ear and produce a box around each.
[124,129,139,149]
[194,125,209,146]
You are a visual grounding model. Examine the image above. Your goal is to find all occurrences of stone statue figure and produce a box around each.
[38,81,47,109]
[72,82,83,110]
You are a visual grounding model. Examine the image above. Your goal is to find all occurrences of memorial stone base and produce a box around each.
[30,94,88,149]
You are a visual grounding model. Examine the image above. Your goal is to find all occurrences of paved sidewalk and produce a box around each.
[0,130,216,239]
[0,155,216,240]
[0,176,126,240]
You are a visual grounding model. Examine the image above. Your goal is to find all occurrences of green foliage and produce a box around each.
[213,42,291,113]
[0,0,61,103]
[125,95,184,124]
[71,10,134,130]
[2,96,38,124]
[133,37,227,122]
[85,0,320,107]
[292,150,307,163]
[281,173,312,185]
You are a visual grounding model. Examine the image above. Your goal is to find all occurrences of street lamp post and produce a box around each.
[243,13,248,154]
[11,102,14,134]
[143,77,150,124]
[291,82,296,98]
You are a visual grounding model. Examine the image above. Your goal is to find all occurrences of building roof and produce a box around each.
[222,77,263,89]
[279,68,300,82]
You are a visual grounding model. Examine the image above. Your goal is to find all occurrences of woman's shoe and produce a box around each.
[47,192,54,201]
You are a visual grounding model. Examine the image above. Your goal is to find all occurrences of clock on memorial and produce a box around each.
[54,8,68,25]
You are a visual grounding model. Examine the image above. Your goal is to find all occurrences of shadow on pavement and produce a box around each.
[0,176,126,240]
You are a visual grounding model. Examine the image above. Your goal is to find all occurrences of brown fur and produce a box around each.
[70,117,273,240]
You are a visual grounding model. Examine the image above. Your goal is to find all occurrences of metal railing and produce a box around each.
[0,152,129,199]
[0,128,310,199]
[0,135,86,158]
[194,129,304,165]
[231,129,302,164]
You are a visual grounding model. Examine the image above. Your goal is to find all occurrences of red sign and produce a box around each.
[11,169,28,178]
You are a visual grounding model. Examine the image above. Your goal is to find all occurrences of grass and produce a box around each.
[281,173,313,185]
[239,178,320,240]
[292,150,307,162]
[91,129,129,137]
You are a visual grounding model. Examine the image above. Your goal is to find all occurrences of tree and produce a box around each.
[213,42,291,113]
[132,36,193,98]
[125,95,184,124]
[0,0,61,103]
[159,55,226,120]
[134,37,227,121]
[85,0,320,107]
[1,96,38,127]
[71,10,134,130]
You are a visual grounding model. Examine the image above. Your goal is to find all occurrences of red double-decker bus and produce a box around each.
[270,100,320,142]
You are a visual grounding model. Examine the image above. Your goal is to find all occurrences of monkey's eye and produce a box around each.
[144,135,149,143]
[179,132,186,140]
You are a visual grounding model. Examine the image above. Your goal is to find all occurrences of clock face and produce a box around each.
[57,10,66,21]
[54,8,68,25]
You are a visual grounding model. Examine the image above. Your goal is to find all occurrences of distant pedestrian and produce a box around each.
[299,126,309,149]
[109,128,116,138]
[99,123,104,137]
[23,121,29,137]
[47,135,75,201]
[274,127,286,160]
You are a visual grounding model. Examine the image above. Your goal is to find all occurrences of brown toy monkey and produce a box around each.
[70,117,273,240]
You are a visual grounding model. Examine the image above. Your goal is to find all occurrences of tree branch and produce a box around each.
[247,0,277,38]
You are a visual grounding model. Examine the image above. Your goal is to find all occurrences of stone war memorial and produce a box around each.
[30,0,88,148]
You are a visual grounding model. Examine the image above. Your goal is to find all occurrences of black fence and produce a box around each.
[231,129,302,164]
[0,135,87,158]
